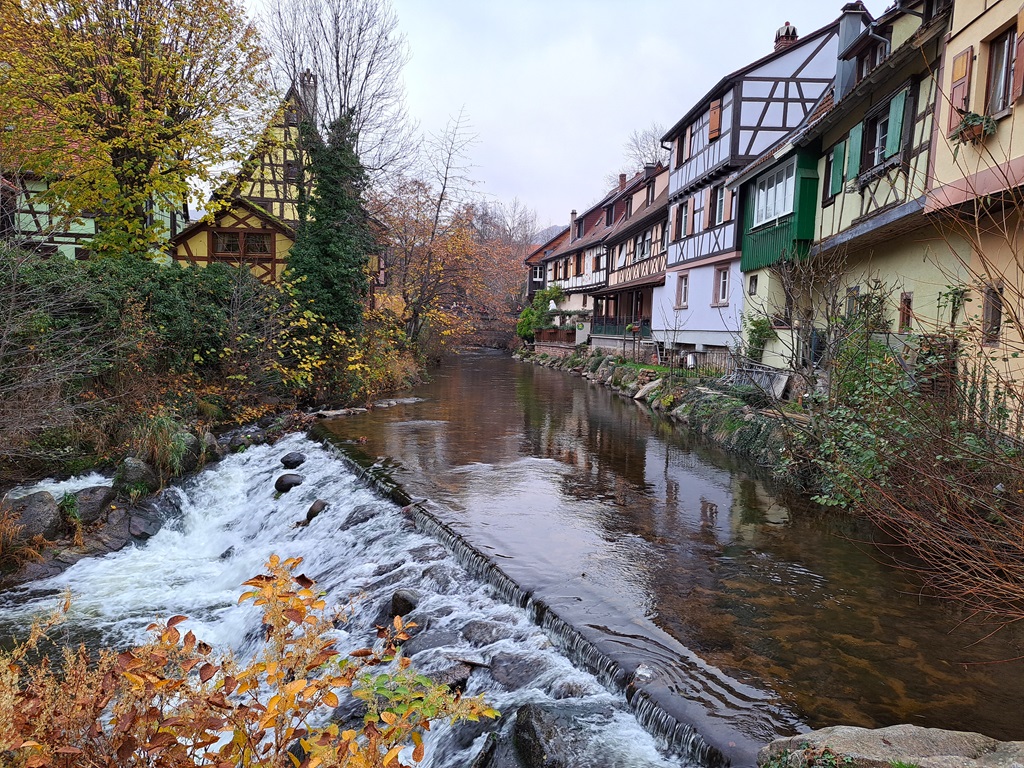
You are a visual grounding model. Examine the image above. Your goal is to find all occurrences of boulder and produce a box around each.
[489,652,544,690]
[513,704,571,768]
[634,377,664,401]
[114,457,160,495]
[430,662,473,693]
[760,725,1024,768]
[203,432,226,460]
[177,432,203,473]
[274,474,303,493]
[281,452,306,469]
[73,486,116,525]
[306,499,327,523]
[461,620,506,647]
[391,588,420,617]
[129,514,161,540]
[3,491,61,541]
[342,505,378,528]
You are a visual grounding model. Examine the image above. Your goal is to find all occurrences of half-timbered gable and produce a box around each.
[525,227,570,301]
[652,15,841,357]
[229,71,317,229]
[172,199,294,283]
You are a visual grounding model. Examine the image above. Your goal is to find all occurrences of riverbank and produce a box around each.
[515,347,792,473]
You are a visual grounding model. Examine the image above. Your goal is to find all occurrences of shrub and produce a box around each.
[1,555,498,766]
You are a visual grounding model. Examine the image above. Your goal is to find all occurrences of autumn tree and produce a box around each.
[286,115,377,332]
[0,0,268,257]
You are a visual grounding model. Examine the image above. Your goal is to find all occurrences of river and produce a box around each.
[1,349,1023,767]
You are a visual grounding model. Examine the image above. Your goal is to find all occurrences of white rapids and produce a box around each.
[0,433,692,768]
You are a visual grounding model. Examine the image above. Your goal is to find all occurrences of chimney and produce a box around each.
[836,2,870,102]
[299,69,318,119]
[570,209,577,239]
[644,163,657,179]
[774,21,799,52]
[619,173,627,190]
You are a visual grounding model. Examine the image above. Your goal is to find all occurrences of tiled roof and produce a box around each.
[604,187,668,244]
[525,227,569,266]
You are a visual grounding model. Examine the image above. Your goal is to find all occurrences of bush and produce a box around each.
[1,555,498,766]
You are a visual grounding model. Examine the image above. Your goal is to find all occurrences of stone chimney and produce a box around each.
[644,163,657,179]
[775,22,799,52]
[619,173,627,190]
[570,209,577,239]
[835,2,870,102]
[299,69,318,118]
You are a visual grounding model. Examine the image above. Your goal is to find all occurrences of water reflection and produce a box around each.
[323,350,1024,750]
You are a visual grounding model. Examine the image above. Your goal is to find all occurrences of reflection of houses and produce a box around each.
[652,16,840,361]
[591,164,669,352]
[171,73,315,281]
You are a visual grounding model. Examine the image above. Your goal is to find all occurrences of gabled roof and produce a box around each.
[525,226,569,266]
[604,187,669,245]
[171,197,296,245]
[795,5,949,146]
[662,16,842,143]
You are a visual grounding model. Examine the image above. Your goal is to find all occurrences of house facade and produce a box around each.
[525,226,570,302]
[590,165,669,352]
[652,17,841,362]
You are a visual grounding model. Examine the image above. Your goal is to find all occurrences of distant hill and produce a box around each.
[533,224,565,244]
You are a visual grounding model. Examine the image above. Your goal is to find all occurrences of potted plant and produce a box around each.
[952,110,997,145]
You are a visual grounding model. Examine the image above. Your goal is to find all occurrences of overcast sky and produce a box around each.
[389,0,881,231]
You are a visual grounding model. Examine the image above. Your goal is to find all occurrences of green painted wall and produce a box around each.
[740,149,817,272]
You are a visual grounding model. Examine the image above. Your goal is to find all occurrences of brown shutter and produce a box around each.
[948,46,974,134]
[723,189,733,222]
[704,187,713,229]
[1013,7,1024,102]
[682,125,692,162]
[708,99,722,141]
[685,197,694,236]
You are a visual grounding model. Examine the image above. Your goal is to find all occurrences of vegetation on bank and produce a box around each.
[0,555,498,767]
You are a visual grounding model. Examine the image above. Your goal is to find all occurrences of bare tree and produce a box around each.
[604,122,669,188]
[262,0,416,183]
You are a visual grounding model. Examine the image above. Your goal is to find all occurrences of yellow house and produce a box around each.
[927,0,1024,386]
[171,72,314,282]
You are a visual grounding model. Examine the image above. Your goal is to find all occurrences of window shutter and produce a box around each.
[830,140,846,196]
[947,46,973,134]
[1013,7,1024,102]
[685,196,694,236]
[884,88,908,158]
[847,123,864,178]
[704,187,713,229]
[723,188,733,221]
[709,99,722,140]
[682,125,692,162]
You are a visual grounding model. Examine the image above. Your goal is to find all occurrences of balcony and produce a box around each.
[591,315,652,340]
[535,327,577,344]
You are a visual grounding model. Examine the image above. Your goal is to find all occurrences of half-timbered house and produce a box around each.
[652,15,841,361]
[590,164,669,353]
[525,226,570,302]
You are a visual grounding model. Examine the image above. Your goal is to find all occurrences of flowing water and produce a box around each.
[2,349,1024,767]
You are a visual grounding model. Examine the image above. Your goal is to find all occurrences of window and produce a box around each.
[532,265,544,281]
[899,291,913,331]
[692,193,705,233]
[983,284,1003,343]
[753,159,796,227]
[625,197,633,219]
[748,274,759,296]
[575,252,584,276]
[673,201,687,241]
[212,230,273,261]
[865,110,891,168]
[857,38,889,82]
[659,224,667,253]
[676,272,689,308]
[845,286,861,318]
[823,141,844,201]
[710,186,726,226]
[633,233,648,263]
[575,219,584,238]
[284,106,300,126]
[853,88,907,173]
[284,159,301,181]
[592,250,603,272]
[987,28,1017,114]
[714,267,730,305]
[605,206,614,226]
[646,183,655,207]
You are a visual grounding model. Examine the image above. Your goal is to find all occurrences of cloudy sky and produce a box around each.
[389,0,881,230]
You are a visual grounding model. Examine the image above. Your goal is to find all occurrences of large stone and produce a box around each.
[512,704,572,768]
[129,514,161,540]
[461,620,506,647]
[177,432,203,473]
[3,491,60,541]
[281,452,306,469]
[114,457,160,495]
[203,432,226,460]
[489,652,544,690]
[634,377,664,401]
[306,499,327,523]
[760,725,1024,768]
[391,588,420,617]
[73,486,116,525]
[274,474,303,493]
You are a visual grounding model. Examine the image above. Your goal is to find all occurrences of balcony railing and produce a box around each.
[535,328,577,344]
[591,315,652,340]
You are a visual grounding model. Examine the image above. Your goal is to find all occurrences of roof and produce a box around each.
[662,16,842,143]
[604,187,669,244]
[525,226,569,266]
[795,5,949,145]
[171,197,297,245]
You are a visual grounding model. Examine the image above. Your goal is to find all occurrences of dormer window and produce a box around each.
[857,36,890,81]
[646,182,655,207]
[605,206,614,226]
[625,198,633,219]
[575,218,584,238]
